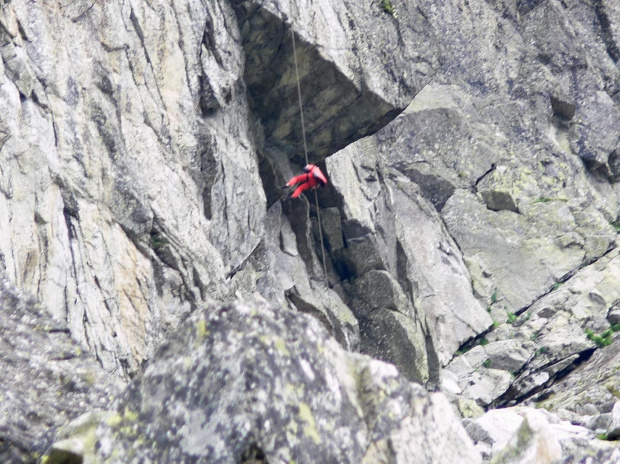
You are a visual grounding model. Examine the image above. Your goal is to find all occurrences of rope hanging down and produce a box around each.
[290,25,328,281]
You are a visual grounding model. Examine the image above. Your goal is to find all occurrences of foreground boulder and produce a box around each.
[0,274,121,463]
[464,407,618,464]
[47,301,480,464]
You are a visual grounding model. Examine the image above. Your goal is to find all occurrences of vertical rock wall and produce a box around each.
[0,0,266,375]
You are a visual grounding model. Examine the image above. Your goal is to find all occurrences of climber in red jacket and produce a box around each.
[286,164,328,198]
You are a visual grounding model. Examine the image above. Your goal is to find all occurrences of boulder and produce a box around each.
[607,402,620,440]
[467,407,613,464]
[64,301,480,464]
[0,274,121,462]
[490,410,563,464]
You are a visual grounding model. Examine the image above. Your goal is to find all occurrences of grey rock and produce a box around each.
[569,91,620,171]
[321,207,345,253]
[555,448,620,464]
[484,340,534,373]
[480,189,519,213]
[263,201,360,352]
[489,249,620,405]
[585,413,612,432]
[351,270,413,318]
[489,410,563,464]
[328,145,492,367]
[359,308,429,385]
[0,274,121,462]
[468,408,613,464]
[446,346,515,406]
[2,0,620,461]
[462,369,514,406]
[607,305,620,325]
[84,301,478,464]
[607,402,620,440]
[233,0,440,162]
[465,408,524,448]
[442,190,613,315]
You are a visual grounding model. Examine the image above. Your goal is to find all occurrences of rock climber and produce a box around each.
[285,164,328,198]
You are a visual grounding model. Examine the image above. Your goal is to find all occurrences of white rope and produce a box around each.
[290,21,328,281]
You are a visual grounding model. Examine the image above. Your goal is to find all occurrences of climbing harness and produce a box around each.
[290,22,328,281]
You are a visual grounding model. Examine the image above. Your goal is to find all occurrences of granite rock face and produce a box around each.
[1,0,620,462]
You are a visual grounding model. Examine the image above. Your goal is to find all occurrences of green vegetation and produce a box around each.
[537,346,549,355]
[611,324,620,332]
[531,330,541,341]
[534,401,553,411]
[380,0,397,17]
[551,281,564,291]
[506,312,517,324]
[491,292,498,304]
[482,359,491,368]
[455,334,494,357]
[585,328,614,347]
[533,197,568,204]
[607,384,620,398]
[611,221,620,233]
[596,433,608,440]
[150,232,169,251]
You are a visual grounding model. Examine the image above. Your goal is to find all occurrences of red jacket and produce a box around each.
[286,164,328,198]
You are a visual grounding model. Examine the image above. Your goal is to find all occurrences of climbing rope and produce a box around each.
[290,22,329,281]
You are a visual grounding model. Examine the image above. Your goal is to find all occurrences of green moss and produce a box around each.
[534,401,552,410]
[150,233,169,250]
[585,328,613,347]
[298,403,321,444]
[124,406,138,422]
[380,0,397,17]
[533,197,568,204]
[596,433,608,440]
[606,384,620,398]
[107,413,123,428]
[537,346,549,355]
[274,337,291,356]
[196,319,209,339]
[611,324,620,332]
[506,312,517,324]
[479,337,489,346]
[551,281,564,291]
[601,329,613,339]
[491,292,498,304]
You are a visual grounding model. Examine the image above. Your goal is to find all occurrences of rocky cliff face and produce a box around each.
[1,0,620,462]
